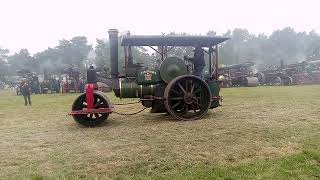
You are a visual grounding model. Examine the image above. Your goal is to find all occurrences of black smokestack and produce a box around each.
[280,59,284,69]
[108,29,119,79]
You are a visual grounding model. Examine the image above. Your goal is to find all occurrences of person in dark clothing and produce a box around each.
[79,79,85,93]
[20,80,32,106]
[193,46,205,78]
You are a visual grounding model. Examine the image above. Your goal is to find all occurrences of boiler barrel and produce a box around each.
[244,77,259,87]
[119,79,155,98]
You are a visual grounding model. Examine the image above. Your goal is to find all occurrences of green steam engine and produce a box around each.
[70,29,229,127]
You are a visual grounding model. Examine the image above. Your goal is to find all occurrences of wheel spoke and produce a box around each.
[193,88,201,95]
[82,103,87,108]
[95,98,107,108]
[193,100,204,109]
[94,113,99,119]
[190,83,195,93]
[178,83,186,94]
[185,80,188,92]
[169,97,183,100]
[171,89,180,95]
[193,96,200,100]
[191,103,197,113]
[179,103,186,113]
[172,101,181,109]
[94,101,102,108]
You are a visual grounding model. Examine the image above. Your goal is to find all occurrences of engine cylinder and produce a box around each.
[119,79,155,98]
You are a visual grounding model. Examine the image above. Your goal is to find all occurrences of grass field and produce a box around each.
[0,86,319,179]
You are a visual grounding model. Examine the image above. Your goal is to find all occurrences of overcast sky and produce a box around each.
[0,0,319,54]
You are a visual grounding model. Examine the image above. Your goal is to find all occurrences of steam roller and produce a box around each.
[70,29,230,126]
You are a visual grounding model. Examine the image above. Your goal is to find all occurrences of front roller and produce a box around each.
[164,75,211,121]
[70,85,112,127]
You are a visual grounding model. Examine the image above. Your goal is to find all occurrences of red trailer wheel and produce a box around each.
[72,91,111,127]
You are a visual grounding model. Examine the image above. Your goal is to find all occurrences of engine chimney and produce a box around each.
[280,59,284,69]
[108,29,119,79]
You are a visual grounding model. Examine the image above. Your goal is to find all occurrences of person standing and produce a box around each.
[193,46,205,78]
[20,79,32,106]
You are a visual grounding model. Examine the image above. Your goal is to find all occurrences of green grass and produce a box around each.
[123,135,320,180]
[0,85,319,179]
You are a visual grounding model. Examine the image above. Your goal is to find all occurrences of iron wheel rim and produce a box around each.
[164,75,211,121]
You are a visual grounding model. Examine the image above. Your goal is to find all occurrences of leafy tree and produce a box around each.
[56,36,92,69]
[219,29,254,65]
[33,47,63,74]
[94,39,109,67]
[70,36,93,68]
[218,27,320,67]
[0,47,10,80]
[0,48,9,61]
[94,38,153,72]
[8,49,38,73]
[33,36,93,74]
[265,27,300,64]
[305,30,320,61]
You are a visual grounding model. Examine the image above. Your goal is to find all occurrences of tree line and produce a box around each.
[219,27,320,67]
[1,27,320,81]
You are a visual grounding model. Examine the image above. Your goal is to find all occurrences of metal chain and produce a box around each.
[112,107,147,116]
[112,101,141,106]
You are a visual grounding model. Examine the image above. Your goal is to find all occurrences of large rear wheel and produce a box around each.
[72,91,110,127]
[272,76,282,86]
[256,72,266,84]
[164,75,211,121]
[282,76,293,85]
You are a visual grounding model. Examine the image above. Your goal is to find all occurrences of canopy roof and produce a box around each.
[121,35,230,47]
